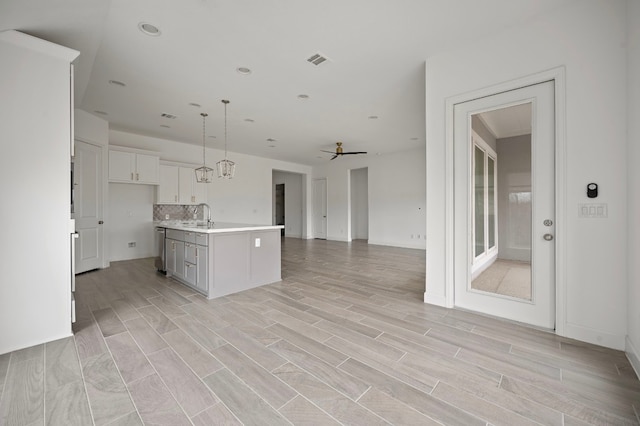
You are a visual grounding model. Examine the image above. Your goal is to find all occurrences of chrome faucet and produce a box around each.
[198,203,213,226]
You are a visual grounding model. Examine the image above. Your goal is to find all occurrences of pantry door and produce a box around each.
[74,140,104,273]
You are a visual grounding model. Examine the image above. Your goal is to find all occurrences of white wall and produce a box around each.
[108,183,156,261]
[350,168,369,240]
[626,0,640,373]
[272,170,304,238]
[0,31,78,354]
[108,130,313,261]
[313,147,426,249]
[497,135,532,262]
[425,0,628,349]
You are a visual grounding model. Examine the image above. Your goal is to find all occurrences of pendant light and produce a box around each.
[195,112,214,183]
[217,99,235,179]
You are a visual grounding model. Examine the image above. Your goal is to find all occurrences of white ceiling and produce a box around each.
[0,0,572,165]
[477,103,532,139]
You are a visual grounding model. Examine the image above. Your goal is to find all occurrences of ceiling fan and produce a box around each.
[321,142,367,160]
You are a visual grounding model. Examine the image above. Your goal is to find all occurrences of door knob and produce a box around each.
[98,220,104,224]
[543,233,554,241]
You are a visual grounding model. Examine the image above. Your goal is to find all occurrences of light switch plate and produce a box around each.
[578,203,607,218]
[255,238,261,248]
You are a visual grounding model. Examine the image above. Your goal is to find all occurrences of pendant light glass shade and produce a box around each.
[195,112,214,183]
[217,159,235,179]
[216,99,235,179]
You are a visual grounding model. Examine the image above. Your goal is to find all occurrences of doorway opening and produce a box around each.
[349,167,369,242]
[272,170,305,238]
[275,183,285,236]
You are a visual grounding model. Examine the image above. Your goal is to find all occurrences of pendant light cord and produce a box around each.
[201,112,208,165]
[222,100,230,159]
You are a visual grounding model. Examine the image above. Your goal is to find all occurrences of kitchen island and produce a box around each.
[159,222,284,299]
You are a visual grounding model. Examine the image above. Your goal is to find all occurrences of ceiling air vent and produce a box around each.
[161,113,178,119]
[306,52,330,66]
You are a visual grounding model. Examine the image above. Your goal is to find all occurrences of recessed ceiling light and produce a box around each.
[236,67,252,75]
[160,125,170,128]
[138,22,161,36]
[244,118,255,123]
[297,94,310,100]
[368,115,378,120]
[109,80,126,87]
[94,110,108,116]
[266,138,276,142]
[161,113,177,119]
[188,103,201,108]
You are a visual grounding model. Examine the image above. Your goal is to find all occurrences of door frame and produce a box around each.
[442,67,567,335]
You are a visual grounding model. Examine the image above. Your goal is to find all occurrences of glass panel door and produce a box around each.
[454,80,555,329]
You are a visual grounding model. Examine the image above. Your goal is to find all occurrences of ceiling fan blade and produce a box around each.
[341,151,367,155]
[330,154,338,160]
[320,150,336,154]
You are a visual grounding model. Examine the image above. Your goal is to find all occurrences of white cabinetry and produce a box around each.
[0,30,79,353]
[157,164,206,205]
[157,165,180,203]
[179,167,207,204]
[109,150,160,184]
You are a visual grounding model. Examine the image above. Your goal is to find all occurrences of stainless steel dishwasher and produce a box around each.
[154,227,167,274]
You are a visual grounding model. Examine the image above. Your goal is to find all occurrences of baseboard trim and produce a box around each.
[368,239,426,250]
[563,322,625,350]
[626,336,640,379]
[424,291,447,307]
[328,236,350,242]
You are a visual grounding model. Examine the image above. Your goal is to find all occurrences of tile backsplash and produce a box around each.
[153,204,203,221]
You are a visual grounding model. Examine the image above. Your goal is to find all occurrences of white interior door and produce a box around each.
[313,178,327,239]
[454,81,555,328]
[74,140,103,273]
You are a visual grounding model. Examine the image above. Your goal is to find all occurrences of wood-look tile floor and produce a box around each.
[1,238,638,425]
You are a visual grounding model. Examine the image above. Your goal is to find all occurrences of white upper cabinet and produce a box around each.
[157,164,206,205]
[179,166,206,204]
[157,165,180,203]
[108,150,159,184]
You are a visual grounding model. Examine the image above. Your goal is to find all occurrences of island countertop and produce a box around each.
[155,221,284,234]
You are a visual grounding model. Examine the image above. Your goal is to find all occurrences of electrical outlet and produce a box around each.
[255,238,261,248]
[165,214,170,220]
[128,242,136,248]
